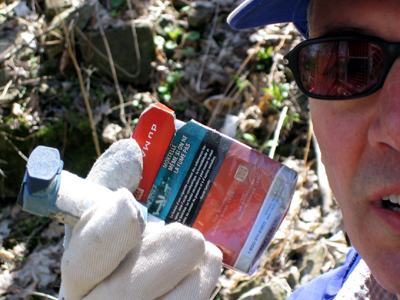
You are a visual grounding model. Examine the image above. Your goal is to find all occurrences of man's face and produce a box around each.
[310,0,400,295]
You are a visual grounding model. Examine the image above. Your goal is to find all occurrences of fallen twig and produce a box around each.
[14,285,58,300]
[0,80,13,99]
[177,81,205,107]
[74,26,140,79]
[0,130,41,142]
[267,37,287,87]
[50,0,101,157]
[268,106,288,159]
[28,292,58,300]
[95,5,130,134]
[207,41,263,127]
[313,133,333,215]
[195,1,220,93]
[300,120,313,190]
[0,131,28,162]
[127,0,141,78]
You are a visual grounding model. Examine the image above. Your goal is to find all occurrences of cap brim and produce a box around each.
[228,0,310,38]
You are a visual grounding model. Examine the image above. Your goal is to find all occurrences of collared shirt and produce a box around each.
[334,258,397,300]
[287,247,397,300]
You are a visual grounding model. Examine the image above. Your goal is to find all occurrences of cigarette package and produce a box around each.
[132,103,298,274]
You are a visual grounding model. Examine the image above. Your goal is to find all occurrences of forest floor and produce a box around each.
[0,0,348,299]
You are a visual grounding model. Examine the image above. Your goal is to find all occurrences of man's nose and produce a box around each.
[368,58,400,152]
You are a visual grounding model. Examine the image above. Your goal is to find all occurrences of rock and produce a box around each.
[322,231,350,267]
[14,1,31,17]
[0,69,12,88]
[297,241,335,285]
[0,24,19,62]
[45,4,94,59]
[0,89,20,107]
[15,32,36,61]
[76,19,155,85]
[299,206,321,223]
[49,3,94,31]
[45,0,77,18]
[11,103,24,117]
[228,276,257,299]
[102,123,123,144]
[287,265,301,289]
[314,209,344,238]
[187,1,215,28]
[171,0,190,10]
[237,278,290,300]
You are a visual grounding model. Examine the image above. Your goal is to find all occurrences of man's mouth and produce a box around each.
[382,194,400,213]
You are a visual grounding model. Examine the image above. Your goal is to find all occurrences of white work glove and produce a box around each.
[57,139,223,300]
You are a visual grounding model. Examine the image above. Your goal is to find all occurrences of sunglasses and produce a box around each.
[285,35,400,100]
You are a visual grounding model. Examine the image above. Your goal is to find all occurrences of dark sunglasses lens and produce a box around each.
[298,40,384,98]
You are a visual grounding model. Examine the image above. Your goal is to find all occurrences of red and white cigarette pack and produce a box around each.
[132,103,298,274]
[132,103,176,203]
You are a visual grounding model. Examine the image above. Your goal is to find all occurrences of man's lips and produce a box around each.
[371,194,400,234]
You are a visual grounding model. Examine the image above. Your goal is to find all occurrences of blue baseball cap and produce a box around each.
[228,0,310,38]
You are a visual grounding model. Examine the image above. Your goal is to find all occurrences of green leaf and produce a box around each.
[261,139,277,150]
[184,31,201,40]
[257,46,273,60]
[132,99,140,107]
[157,84,169,94]
[111,0,125,8]
[164,24,183,41]
[242,133,258,144]
[39,216,49,225]
[182,47,195,56]
[181,5,190,12]
[176,103,186,111]
[162,93,171,102]
[165,40,178,50]
[236,76,250,89]
[166,72,182,84]
[132,118,140,125]
[256,63,265,71]
[109,9,120,18]
[154,35,165,48]
[280,82,291,92]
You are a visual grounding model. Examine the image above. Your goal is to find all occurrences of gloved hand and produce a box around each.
[57,139,223,300]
